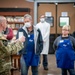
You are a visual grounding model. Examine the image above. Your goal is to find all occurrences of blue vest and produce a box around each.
[56,37,75,69]
[23,33,39,66]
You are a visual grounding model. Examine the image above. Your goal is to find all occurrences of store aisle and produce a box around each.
[13,54,61,75]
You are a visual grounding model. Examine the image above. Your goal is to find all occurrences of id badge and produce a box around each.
[28,35,30,37]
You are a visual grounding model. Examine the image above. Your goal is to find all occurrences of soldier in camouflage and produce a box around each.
[0,16,25,75]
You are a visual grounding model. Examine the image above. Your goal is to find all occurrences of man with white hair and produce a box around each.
[16,14,43,75]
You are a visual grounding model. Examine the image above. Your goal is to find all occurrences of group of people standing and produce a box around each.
[0,14,50,75]
[16,14,75,75]
[0,14,75,75]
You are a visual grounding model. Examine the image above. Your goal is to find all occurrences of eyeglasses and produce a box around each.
[62,29,69,31]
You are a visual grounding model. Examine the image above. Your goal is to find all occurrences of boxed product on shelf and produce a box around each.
[6,16,14,22]
[11,24,15,29]
[15,24,20,28]
[20,24,24,28]
[14,16,24,22]
[7,24,11,28]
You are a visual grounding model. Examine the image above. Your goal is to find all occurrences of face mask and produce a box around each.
[24,22,31,27]
[40,18,45,23]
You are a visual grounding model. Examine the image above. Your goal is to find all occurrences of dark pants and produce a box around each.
[61,69,75,75]
[43,54,48,67]
[39,54,48,68]
[25,66,38,75]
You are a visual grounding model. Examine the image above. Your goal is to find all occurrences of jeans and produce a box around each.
[20,56,38,75]
[43,54,48,67]
[61,69,75,75]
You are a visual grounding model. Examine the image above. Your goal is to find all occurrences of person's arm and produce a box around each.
[70,36,75,50]
[53,39,57,51]
[53,36,60,51]
[16,28,26,54]
[0,36,25,55]
[37,29,43,53]
[8,37,25,54]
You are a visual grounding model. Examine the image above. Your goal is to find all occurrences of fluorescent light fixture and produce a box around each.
[55,2,58,5]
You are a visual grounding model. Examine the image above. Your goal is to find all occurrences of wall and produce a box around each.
[38,3,75,53]
[38,4,56,34]
[0,1,75,34]
[0,0,34,22]
[0,0,33,8]
[38,3,75,34]
[57,4,75,34]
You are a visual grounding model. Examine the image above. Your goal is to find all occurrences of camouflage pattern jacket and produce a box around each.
[0,33,24,75]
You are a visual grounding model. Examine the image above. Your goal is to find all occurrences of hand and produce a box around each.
[19,36,25,42]
[4,35,7,38]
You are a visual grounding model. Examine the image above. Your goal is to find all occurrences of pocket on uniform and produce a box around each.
[32,55,39,66]
[35,55,39,61]
[55,52,63,67]
[55,52,62,61]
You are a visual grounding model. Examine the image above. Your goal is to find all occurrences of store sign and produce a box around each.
[61,12,68,16]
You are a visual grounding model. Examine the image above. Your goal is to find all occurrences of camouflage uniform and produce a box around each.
[0,33,24,75]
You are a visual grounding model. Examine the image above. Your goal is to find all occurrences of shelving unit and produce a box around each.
[6,17,24,30]
[0,8,30,39]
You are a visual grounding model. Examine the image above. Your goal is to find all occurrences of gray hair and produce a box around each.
[62,25,70,31]
[24,14,32,20]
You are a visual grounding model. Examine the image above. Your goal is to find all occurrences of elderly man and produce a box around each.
[0,16,25,75]
[16,14,43,75]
